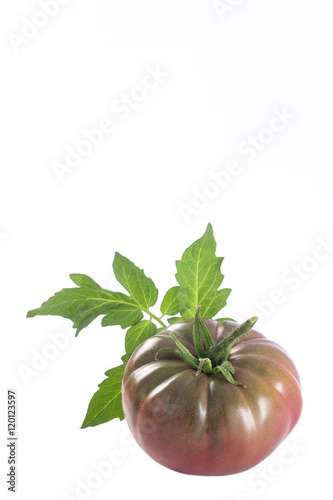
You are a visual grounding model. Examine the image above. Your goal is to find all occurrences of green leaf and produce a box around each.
[81,354,130,428]
[167,316,182,325]
[113,252,158,310]
[101,303,143,329]
[175,223,231,319]
[27,274,143,336]
[215,317,237,322]
[125,320,157,354]
[160,286,180,316]
[69,274,101,289]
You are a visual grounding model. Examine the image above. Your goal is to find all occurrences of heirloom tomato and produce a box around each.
[122,315,302,475]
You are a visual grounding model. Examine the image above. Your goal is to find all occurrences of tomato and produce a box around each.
[122,318,302,476]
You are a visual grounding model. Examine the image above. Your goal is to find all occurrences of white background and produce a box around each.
[1,0,332,498]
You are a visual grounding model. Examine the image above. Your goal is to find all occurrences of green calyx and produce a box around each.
[157,307,258,387]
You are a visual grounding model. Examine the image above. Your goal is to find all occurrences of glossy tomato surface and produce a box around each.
[122,319,302,475]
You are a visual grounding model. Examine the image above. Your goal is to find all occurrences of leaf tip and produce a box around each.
[69,273,78,283]
[204,222,214,237]
[113,251,122,262]
[81,415,92,429]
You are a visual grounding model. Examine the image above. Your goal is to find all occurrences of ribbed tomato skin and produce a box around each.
[122,319,302,476]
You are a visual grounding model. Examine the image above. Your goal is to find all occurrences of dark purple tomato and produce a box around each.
[122,319,302,476]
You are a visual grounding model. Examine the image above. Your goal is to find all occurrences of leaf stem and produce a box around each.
[144,309,167,328]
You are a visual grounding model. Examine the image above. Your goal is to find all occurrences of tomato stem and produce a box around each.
[193,306,209,358]
[196,358,213,376]
[155,346,199,370]
[198,311,214,350]
[164,310,257,387]
[212,362,247,387]
[168,332,200,370]
[208,317,258,366]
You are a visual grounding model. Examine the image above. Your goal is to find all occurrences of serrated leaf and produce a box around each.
[215,317,236,322]
[125,320,157,354]
[81,357,129,428]
[201,288,231,318]
[113,252,158,310]
[69,274,101,289]
[27,274,142,336]
[101,303,143,329]
[120,353,131,364]
[160,286,180,316]
[175,223,231,319]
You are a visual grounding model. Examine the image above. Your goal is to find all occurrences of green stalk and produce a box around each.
[196,358,213,376]
[202,358,213,375]
[155,309,257,388]
[198,315,214,350]
[168,332,199,370]
[143,309,167,328]
[155,347,199,370]
[209,316,258,366]
[193,307,208,358]
[212,363,246,387]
